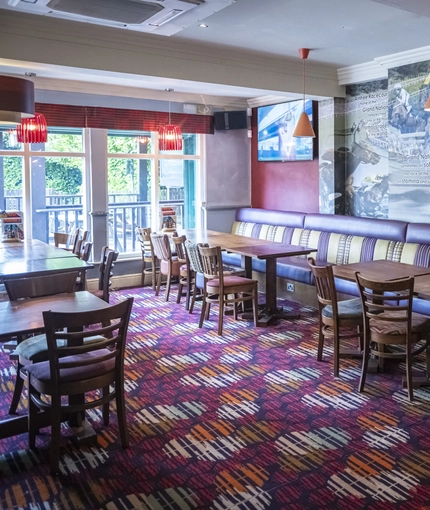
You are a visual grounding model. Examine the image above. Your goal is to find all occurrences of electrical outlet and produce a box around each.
[287,283,294,292]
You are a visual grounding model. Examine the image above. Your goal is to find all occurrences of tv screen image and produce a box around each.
[257,99,314,162]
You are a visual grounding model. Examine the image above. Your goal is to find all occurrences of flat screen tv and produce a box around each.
[257,99,314,162]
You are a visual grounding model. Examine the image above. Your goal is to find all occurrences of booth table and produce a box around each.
[183,229,314,325]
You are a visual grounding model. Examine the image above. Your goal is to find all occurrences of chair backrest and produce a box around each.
[72,229,89,255]
[355,272,414,334]
[150,232,172,262]
[136,227,153,258]
[80,241,93,261]
[54,231,76,250]
[98,246,119,302]
[42,297,133,387]
[198,244,224,279]
[172,235,187,262]
[4,272,79,301]
[185,240,206,274]
[308,257,338,312]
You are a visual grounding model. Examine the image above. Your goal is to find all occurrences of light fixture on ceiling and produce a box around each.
[292,48,316,138]
[159,88,183,151]
[0,75,35,125]
[425,96,430,111]
[15,73,48,144]
[198,23,208,28]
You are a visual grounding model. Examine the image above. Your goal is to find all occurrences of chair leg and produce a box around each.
[9,360,24,414]
[102,387,110,425]
[28,388,38,449]
[185,279,192,311]
[317,316,324,362]
[116,379,129,448]
[406,341,414,401]
[189,285,198,314]
[177,281,183,304]
[165,266,172,302]
[359,331,370,393]
[218,296,224,336]
[252,286,259,327]
[49,399,62,475]
[333,324,340,378]
[233,294,238,320]
[151,260,157,291]
[155,270,162,296]
[199,291,207,328]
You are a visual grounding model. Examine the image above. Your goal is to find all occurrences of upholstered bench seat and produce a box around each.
[225,208,430,316]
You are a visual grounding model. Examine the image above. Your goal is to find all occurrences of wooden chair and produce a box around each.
[308,257,364,377]
[172,235,191,309]
[150,232,183,302]
[54,231,77,252]
[54,229,88,254]
[136,227,158,289]
[74,241,93,291]
[92,246,118,303]
[25,297,133,474]
[4,271,79,414]
[355,272,430,401]
[79,241,93,262]
[185,240,206,314]
[198,244,259,335]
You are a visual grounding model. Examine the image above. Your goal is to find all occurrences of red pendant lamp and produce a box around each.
[14,73,48,144]
[16,112,48,144]
[159,89,182,151]
[293,48,316,138]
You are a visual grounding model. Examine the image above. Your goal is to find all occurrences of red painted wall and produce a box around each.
[250,110,320,212]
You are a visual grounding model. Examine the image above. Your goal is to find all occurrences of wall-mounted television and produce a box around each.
[257,99,314,162]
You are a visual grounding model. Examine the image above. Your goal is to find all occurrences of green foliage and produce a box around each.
[4,157,22,190]
[46,159,82,194]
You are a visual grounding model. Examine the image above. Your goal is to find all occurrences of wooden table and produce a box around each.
[0,239,93,287]
[333,259,430,381]
[0,291,110,440]
[0,239,77,261]
[332,259,430,283]
[183,230,314,325]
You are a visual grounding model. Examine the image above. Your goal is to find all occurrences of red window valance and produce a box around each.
[36,103,214,134]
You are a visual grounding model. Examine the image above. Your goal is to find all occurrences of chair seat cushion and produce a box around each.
[370,312,430,336]
[26,349,114,384]
[15,334,106,363]
[207,275,256,289]
[322,298,363,320]
[160,259,182,276]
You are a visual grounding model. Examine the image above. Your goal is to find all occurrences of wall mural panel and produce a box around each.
[319,83,389,218]
[388,61,430,222]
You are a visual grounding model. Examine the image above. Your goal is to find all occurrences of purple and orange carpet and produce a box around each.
[1,286,430,509]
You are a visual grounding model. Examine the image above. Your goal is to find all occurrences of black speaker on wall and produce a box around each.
[214,110,248,130]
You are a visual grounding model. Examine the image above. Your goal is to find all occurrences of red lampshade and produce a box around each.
[16,112,48,144]
[159,124,182,151]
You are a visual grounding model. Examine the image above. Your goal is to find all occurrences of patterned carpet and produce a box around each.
[1,285,430,509]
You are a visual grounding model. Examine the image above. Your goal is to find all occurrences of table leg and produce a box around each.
[257,258,301,326]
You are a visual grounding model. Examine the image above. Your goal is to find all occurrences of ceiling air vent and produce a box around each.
[2,0,233,35]
[46,0,163,25]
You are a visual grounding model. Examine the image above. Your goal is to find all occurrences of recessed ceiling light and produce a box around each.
[198,23,208,28]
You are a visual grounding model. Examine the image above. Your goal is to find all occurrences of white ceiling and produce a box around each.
[1,0,430,106]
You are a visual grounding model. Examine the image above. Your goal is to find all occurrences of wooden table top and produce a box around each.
[182,229,313,259]
[0,239,76,263]
[332,259,430,282]
[0,291,110,339]
[0,256,92,280]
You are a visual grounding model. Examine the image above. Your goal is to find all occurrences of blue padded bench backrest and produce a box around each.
[235,208,306,228]
[304,214,408,241]
[406,223,430,244]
